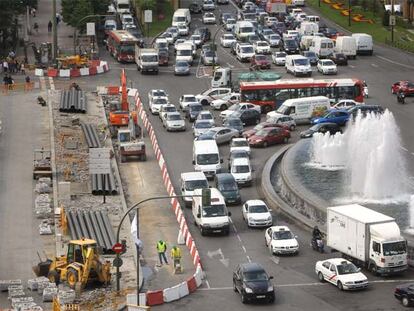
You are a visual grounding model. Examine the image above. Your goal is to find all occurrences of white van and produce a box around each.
[230,158,252,186]
[172,9,191,27]
[115,0,131,13]
[192,188,231,235]
[267,96,331,124]
[285,55,312,77]
[298,22,318,36]
[309,37,334,58]
[306,15,320,25]
[351,33,373,55]
[234,21,255,41]
[176,43,193,64]
[334,36,357,59]
[300,35,314,50]
[181,172,209,207]
[290,8,303,17]
[193,140,223,178]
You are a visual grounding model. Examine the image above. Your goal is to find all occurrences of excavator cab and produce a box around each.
[66,240,97,264]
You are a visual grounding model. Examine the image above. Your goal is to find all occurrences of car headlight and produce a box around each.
[267,285,274,292]
[244,287,253,293]
[345,281,354,285]
[248,217,253,222]
[267,216,272,221]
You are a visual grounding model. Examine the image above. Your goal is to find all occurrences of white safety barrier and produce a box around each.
[126,293,147,306]
[163,285,180,302]
[178,281,190,298]
[194,264,203,287]
[80,68,89,76]
[35,68,44,77]
[59,69,70,78]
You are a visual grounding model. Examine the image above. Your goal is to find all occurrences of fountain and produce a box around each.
[309,132,346,170]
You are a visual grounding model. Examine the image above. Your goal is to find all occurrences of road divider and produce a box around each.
[34,61,109,78]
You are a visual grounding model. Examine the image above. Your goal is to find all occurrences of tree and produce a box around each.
[383,9,390,26]
[61,0,110,29]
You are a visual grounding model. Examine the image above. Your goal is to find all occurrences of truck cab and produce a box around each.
[211,67,232,88]
[192,188,231,235]
[180,172,209,207]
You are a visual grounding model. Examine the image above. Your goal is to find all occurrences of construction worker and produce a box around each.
[171,246,182,272]
[156,240,168,265]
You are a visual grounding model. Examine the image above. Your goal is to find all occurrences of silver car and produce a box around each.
[193,120,213,137]
[163,112,186,131]
[202,50,218,66]
[200,126,239,144]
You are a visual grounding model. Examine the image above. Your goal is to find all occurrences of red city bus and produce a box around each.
[239,78,365,113]
[106,30,138,63]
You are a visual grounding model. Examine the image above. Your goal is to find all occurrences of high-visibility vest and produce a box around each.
[157,241,166,253]
[171,247,181,259]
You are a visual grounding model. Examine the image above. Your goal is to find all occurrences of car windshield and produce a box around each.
[270,35,279,40]
[142,55,157,62]
[309,124,323,131]
[191,105,203,112]
[154,98,168,105]
[205,51,216,57]
[177,50,192,56]
[153,90,166,97]
[192,35,201,40]
[383,241,407,256]
[294,59,309,66]
[241,27,254,33]
[227,19,236,24]
[220,182,238,191]
[336,262,359,275]
[243,271,268,281]
[255,129,269,137]
[323,60,335,66]
[305,52,316,57]
[168,114,181,121]
[202,204,226,217]
[185,179,208,191]
[184,96,197,102]
[119,45,135,53]
[273,230,293,240]
[226,119,242,126]
[258,42,267,46]
[276,52,286,57]
[224,35,234,40]
[249,205,268,213]
[277,104,290,114]
[200,113,213,120]
[163,106,176,112]
[232,140,248,147]
[197,153,219,165]
[285,40,296,47]
[176,61,189,67]
[256,55,266,60]
[233,165,250,173]
[195,122,212,128]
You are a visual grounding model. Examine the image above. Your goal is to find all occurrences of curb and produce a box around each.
[34,61,110,78]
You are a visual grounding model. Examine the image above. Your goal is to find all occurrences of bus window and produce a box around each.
[258,89,274,101]
[242,90,257,101]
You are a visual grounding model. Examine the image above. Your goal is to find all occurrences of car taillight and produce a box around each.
[380,258,385,263]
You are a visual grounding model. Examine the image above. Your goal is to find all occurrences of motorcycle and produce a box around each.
[311,236,324,253]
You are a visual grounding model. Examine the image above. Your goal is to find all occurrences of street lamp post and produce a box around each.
[348,0,352,27]
[114,193,205,303]
[211,23,226,71]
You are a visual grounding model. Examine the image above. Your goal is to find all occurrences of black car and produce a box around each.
[321,27,339,39]
[247,34,260,45]
[328,52,348,65]
[347,105,384,118]
[300,122,342,138]
[194,27,211,42]
[189,2,202,13]
[395,283,414,307]
[282,39,299,54]
[186,103,203,122]
[302,51,318,66]
[215,173,241,205]
[233,262,275,304]
[230,110,261,126]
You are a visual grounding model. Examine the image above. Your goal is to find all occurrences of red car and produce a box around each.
[158,50,169,66]
[247,127,290,147]
[250,54,271,70]
[391,80,414,96]
[242,122,288,138]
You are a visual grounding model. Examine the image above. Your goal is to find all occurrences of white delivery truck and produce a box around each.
[175,43,194,65]
[334,36,357,59]
[309,36,334,58]
[327,204,408,276]
[298,22,318,36]
[172,8,191,27]
[135,47,159,74]
[352,33,373,55]
[285,55,312,77]
[234,21,255,41]
[192,188,231,235]
[193,140,223,178]
[267,96,330,124]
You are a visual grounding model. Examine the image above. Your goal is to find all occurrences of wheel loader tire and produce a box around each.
[48,270,60,285]
[66,268,79,289]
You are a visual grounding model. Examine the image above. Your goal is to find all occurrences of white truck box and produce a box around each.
[135,48,159,73]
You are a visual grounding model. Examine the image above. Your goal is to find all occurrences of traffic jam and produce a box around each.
[104,0,413,307]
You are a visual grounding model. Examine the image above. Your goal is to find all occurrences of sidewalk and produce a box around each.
[119,136,195,291]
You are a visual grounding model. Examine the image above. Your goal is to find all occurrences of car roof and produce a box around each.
[181,171,207,181]
[239,262,266,273]
[245,199,266,206]
[270,225,290,232]
[216,173,236,182]
[232,137,247,142]
[167,111,181,116]
[232,157,250,165]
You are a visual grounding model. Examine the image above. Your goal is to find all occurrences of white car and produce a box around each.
[203,12,216,24]
[179,94,198,111]
[202,0,215,10]
[159,104,177,122]
[317,59,338,75]
[163,112,186,131]
[120,14,134,26]
[265,226,299,255]
[332,99,360,109]
[210,93,240,110]
[225,18,236,31]
[272,51,287,66]
[220,102,261,120]
[148,89,168,103]
[177,24,189,36]
[196,88,232,106]
[161,32,174,45]
[266,115,296,131]
[220,34,236,48]
[242,200,273,227]
[315,258,369,291]
[230,157,252,186]
[190,34,202,47]
[193,119,213,137]
[236,43,255,62]
[150,97,169,115]
[230,137,251,155]
[174,39,186,51]
[253,41,271,54]
[180,172,209,207]
[196,111,215,127]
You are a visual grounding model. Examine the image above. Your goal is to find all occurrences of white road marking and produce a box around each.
[401,146,408,151]
[207,248,230,267]
[269,256,279,265]
[376,55,414,70]
[48,77,55,91]
[371,63,379,68]
[349,65,355,68]
[205,279,211,289]
[236,234,242,242]
[241,246,247,253]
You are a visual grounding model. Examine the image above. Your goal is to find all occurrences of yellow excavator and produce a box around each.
[35,238,111,289]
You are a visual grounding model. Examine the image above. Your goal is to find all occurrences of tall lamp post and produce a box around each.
[211,23,227,71]
[348,0,352,27]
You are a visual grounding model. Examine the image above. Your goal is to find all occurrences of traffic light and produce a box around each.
[202,188,211,206]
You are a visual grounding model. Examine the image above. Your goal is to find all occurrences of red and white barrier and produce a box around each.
[129,92,204,307]
[34,61,110,78]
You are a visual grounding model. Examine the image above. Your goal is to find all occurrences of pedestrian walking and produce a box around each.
[7,75,14,90]
[2,60,8,73]
[156,240,168,265]
[48,21,52,32]
[34,22,39,34]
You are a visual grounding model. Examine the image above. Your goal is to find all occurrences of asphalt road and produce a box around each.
[90,3,414,309]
